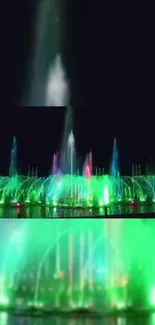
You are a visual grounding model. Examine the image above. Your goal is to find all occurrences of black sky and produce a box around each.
[0,0,155,175]
[1,0,155,106]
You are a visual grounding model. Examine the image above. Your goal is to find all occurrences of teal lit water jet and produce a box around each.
[110,138,120,178]
[9,136,17,177]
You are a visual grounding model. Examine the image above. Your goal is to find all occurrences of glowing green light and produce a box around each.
[57,182,62,188]
[11,230,24,245]
[0,216,155,310]
[150,287,155,305]
[116,301,126,310]
[1,173,155,209]
[103,186,110,205]
[99,199,103,206]
[0,296,9,306]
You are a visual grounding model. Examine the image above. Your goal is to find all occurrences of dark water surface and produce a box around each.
[0,203,155,218]
[1,314,155,325]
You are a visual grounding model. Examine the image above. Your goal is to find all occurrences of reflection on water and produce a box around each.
[1,203,155,218]
[1,314,155,325]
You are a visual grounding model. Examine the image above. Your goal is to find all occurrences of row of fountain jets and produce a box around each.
[9,132,149,179]
[9,133,120,178]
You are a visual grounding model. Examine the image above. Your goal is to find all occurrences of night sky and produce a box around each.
[1,0,155,175]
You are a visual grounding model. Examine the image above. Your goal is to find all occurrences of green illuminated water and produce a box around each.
[0,219,155,311]
[4,133,154,211]
[0,174,155,208]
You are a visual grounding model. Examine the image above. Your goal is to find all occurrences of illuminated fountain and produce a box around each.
[110,138,121,201]
[68,130,75,176]
[25,0,68,106]
[60,106,74,174]
[1,133,155,208]
[9,136,18,177]
[0,219,155,311]
[52,153,59,175]
[84,152,93,179]
[45,54,69,106]
[110,138,120,178]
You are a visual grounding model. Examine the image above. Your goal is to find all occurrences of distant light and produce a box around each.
[16,203,21,207]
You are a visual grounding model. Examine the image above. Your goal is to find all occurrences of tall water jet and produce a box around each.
[84,161,91,179]
[45,54,69,106]
[61,107,74,173]
[110,138,120,178]
[67,130,76,198]
[52,153,58,175]
[9,137,18,177]
[25,0,69,106]
[63,107,73,145]
[89,152,93,176]
[68,130,75,176]
[110,137,121,199]
[84,152,93,178]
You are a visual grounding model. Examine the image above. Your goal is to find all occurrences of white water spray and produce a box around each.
[46,54,69,106]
